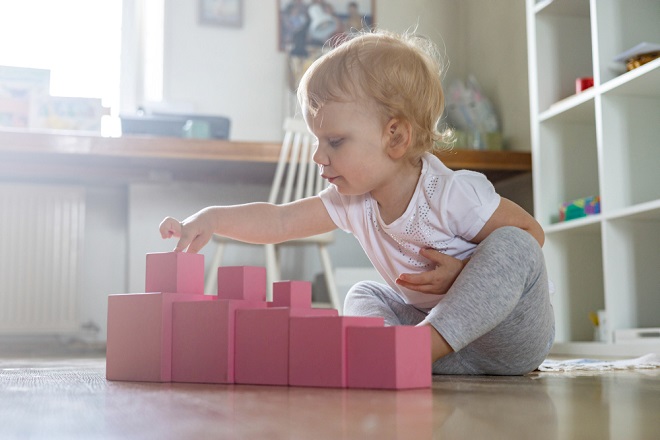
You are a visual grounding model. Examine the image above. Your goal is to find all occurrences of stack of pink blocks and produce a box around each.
[106,252,431,390]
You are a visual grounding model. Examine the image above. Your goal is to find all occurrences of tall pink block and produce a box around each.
[217,266,266,302]
[145,252,204,294]
[106,292,211,382]
[289,316,385,388]
[269,280,312,309]
[171,299,266,384]
[347,326,431,389]
[234,307,338,386]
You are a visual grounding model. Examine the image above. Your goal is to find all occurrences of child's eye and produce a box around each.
[328,138,343,148]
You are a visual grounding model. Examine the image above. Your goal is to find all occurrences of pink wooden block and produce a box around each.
[106,292,211,382]
[234,307,338,386]
[346,326,431,390]
[269,280,312,309]
[289,316,384,388]
[145,252,204,294]
[171,299,266,384]
[217,266,266,302]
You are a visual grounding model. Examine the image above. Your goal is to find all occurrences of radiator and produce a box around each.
[0,184,85,333]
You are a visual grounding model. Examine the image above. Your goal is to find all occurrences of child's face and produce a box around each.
[305,100,396,197]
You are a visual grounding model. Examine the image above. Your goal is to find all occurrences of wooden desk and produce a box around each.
[0,129,531,184]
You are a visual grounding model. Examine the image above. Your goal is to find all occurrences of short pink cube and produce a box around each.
[289,316,384,388]
[217,266,266,302]
[171,299,266,384]
[269,280,312,309]
[234,307,338,386]
[145,252,204,294]
[347,326,432,390]
[106,292,211,382]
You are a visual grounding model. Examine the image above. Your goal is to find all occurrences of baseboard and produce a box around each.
[551,341,660,358]
[0,334,106,358]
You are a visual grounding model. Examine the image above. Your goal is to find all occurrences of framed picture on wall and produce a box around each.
[278,0,375,53]
[199,0,243,28]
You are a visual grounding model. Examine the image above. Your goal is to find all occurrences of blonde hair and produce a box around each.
[297,30,448,159]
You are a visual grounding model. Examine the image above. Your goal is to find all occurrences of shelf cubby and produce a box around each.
[545,226,604,343]
[536,111,598,227]
[533,0,593,112]
[600,82,660,212]
[602,215,660,340]
[594,0,660,85]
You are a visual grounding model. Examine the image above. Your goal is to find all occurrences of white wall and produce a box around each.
[379,0,530,151]
[159,0,530,150]
[80,186,128,341]
[458,0,531,151]
[379,0,531,151]
[163,0,287,141]
[375,0,463,88]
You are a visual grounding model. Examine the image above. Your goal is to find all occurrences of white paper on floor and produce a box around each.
[539,353,660,372]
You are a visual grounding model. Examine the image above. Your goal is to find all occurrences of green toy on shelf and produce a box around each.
[559,196,601,222]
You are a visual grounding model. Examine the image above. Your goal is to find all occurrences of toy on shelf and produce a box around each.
[444,75,502,151]
[613,42,660,72]
[558,195,601,222]
[106,252,431,390]
[575,77,594,94]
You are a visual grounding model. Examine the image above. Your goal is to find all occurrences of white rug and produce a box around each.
[539,353,660,372]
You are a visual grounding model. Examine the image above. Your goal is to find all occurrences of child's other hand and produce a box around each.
[396,248,467,295]
[159,208,215,253]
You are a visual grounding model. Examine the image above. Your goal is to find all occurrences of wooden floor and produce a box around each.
[1,356,659,439]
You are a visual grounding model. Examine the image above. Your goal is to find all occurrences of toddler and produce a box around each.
[160,30,554,375]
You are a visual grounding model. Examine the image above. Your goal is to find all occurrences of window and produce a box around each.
[0,0,123,133]
[0,0,123,106]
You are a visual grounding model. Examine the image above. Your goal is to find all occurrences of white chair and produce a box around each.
[204,118,341,310]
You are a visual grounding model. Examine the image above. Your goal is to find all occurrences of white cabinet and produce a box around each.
[526,0,660,355]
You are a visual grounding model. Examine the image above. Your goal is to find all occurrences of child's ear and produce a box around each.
[385,118,412,159]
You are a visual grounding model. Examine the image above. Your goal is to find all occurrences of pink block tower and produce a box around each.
[106,252,433,390]
[171,266,267,384]
[106,252,211,382]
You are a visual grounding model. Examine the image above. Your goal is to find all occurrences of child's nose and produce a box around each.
[312,144,328,166]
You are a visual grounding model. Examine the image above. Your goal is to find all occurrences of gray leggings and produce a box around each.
[344,226,555,375]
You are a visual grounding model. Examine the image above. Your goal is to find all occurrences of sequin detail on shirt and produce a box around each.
[371,176,449,269]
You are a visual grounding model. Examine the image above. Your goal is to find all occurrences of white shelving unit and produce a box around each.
[526,0,660,356]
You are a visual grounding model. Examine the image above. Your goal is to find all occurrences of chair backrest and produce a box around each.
[268,118,326,205]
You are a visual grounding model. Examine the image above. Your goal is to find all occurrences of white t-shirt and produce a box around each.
[319,152,501,309]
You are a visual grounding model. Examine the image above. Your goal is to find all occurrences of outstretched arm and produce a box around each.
[159,196,336,253]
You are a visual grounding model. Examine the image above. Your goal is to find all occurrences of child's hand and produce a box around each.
[159,208,215,253]
[396,248,467,295]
